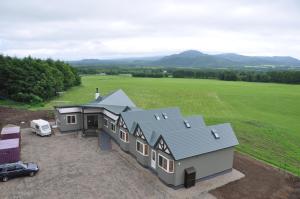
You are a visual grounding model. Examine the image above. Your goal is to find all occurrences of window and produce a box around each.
[154,114,160,120]
[136,140,148,156]
[158,154,174,173]
[66,115,76,124]
[42,125,49,131]
[144,144,148,155]
[110,122,116,133]
[169,160,174,172]
[211,129,220,139]
[184,120,191,128]
[119,129,129,142]
[162,113,168,119]
[103,118,108,127]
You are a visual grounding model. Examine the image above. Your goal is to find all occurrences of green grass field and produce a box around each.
[2,75,300,175]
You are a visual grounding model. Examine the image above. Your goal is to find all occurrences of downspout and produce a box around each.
[82,107,85,135]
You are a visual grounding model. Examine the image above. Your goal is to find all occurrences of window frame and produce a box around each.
[136,140,148,156]
[66,115,77,124]
[103,117,108,128]
[110,122,116,133]
[119,129,129,143]
[158,153,174,173]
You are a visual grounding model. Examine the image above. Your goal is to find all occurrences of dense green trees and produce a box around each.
[172,69,300,84]
[0,55,81,103]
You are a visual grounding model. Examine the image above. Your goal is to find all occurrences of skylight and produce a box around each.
[162,113,168,119]
[154,114,160,120]
[184,120,191,128]
[211,129,220,139]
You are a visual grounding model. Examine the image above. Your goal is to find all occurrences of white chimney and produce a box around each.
[95,88,100,99]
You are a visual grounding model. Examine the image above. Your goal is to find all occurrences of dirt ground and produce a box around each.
[0,107,299,199]
[0,129,222,199]
[211,153,300,199]
[0,107,53,129]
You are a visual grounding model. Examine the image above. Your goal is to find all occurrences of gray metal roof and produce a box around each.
[158,123,239,160]
[122,108,238,160]
[137,116,206,147]
[120,107,182,133]
[89,89,136,107]
[84,89,137,114]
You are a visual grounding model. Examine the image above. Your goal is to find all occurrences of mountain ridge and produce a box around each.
[69,50,300,68]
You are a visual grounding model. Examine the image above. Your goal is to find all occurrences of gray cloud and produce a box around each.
[0,0,300,60]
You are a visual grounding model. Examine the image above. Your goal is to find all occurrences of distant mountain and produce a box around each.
[153,50,235,67]
[69,50,300,68]
[68,56,163,67]
[215,53,300,66]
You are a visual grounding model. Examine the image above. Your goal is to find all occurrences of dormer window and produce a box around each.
[162,113,168,119]
[211,129,220,139]
[184,120,191,128]
[154,114,160,120]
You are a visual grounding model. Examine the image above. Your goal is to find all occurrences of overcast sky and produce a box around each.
[0,0,300,60]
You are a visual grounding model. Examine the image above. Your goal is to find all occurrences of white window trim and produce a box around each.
[110,122,116,133]
[136,140,148,156]
[66,115,77,125]
[158,153,174,173]
[103,117,108,128]
[119,129,129,143]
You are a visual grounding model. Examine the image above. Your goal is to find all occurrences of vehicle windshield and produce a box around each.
[41,125,49,131]
[19,163,27,168]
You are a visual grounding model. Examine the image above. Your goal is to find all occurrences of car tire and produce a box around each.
[29,172,35,177]
[2,176,8,182]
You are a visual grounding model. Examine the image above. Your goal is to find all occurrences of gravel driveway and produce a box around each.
[0,129,243,199]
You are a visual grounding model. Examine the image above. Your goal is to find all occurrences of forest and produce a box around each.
[172,69,300,83]
[0,55,81,103]
[77,66,300,84]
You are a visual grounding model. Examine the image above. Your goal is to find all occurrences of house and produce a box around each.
[54,88,239,188]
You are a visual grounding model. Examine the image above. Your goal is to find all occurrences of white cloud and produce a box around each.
[0,0,300,60]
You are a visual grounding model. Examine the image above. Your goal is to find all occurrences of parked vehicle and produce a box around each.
[0,161,39,182]
[30,119,52,136]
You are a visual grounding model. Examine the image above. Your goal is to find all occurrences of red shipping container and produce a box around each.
[0,138,20,164]
[1,126,21,140]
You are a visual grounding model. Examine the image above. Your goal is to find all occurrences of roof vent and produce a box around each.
[211,129,220,139]
[184,120,191,128]
[162,113,168,119]
[154,114,160,120]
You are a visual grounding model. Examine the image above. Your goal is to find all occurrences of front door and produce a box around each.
[151,149,156,169]
[87,115,98,129]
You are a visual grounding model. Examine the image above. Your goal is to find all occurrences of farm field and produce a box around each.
[3,75,300,175]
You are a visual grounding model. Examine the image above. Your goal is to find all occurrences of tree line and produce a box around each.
[76,66,300,84]
[172,69,300,84]
[0,55,81,103]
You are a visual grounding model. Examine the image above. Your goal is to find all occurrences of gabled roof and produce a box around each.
[83,89,137,114]
[89,89,136,108]
[184,115,206,127]
[120,107,182,133]
[156,123,239,160]
[136,115,206,146]
[127,112,238,160]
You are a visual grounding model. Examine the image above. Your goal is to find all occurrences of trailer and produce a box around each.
[1,126,21,140]
[0,138,20,164]
[30,119,52,136]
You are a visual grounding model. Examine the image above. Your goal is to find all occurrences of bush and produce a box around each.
[11,92,43,104]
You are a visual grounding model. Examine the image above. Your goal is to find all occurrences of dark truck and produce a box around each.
[0,161,39,182]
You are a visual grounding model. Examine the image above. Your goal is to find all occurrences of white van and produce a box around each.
[30,119,52,136]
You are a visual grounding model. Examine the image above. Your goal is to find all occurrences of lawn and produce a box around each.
[3,75,300,175]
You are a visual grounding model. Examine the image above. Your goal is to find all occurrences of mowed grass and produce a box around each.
[16,75,300,175]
